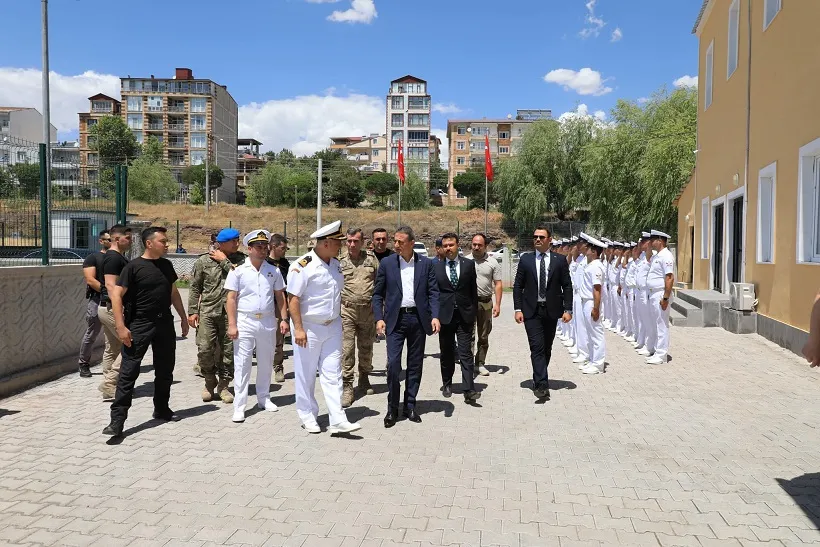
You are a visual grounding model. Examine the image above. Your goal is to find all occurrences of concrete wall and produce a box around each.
[0,265,96,398]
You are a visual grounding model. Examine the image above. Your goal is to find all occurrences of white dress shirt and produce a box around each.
[224,260,285,316]
[534,251,550,302]
[287,251,344,324]
[399,254,416,308]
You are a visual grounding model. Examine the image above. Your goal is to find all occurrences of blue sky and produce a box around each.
[0,0,701,155]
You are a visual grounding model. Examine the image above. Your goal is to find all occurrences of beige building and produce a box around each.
[676,0,819,348]
[386,75,431,181]
[340,134,388,173]
[78,94,122,187]
[236,138,265,204]
[119,68,239,202]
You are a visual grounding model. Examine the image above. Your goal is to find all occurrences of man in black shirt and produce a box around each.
[77,230,111,377]
[267,233,291,382]
[103,227,189,437]
[99,225,132,400]
[371,228,394,262]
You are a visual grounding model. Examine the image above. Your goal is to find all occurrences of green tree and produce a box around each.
[429,162,449,193]
[312,148,344,163]
[365,172,399,207]
[89,116,140,195]
[452,171,485,208]
[128,158,179,204]
[326,164,364,208]
[396,172,428,211]
[182,164,224,197]
[284,169,317,208]
[275,149,296,167]
[0,167,14,198]
[189,183,204,205]
[247,162,289,207]
[141,135,164,163]
[10,163,40,199]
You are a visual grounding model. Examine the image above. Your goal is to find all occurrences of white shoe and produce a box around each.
[572,354,588,364]
[258,399,279,412]
[232,410,245,423]
[581,364,603,374]
[637,348,651,356]
[302,422,321,434]
[561,338,573,347]
[625,336,636,343]
[328,420,361,434]
[646,355,664,365]
[568,347,578,356]
[476,365,490,376]
[558,334,567,341]
[632,342,642,348]
[578,361,588,370]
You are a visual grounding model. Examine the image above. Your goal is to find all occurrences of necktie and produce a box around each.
[539,253,547,299]
[449,260,458,286]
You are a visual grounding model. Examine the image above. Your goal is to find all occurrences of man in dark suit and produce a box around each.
[435,232,480,403]
[373,226,441,428]
[513,225,573,400]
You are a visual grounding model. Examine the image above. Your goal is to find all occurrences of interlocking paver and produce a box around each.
[0,295,819,546]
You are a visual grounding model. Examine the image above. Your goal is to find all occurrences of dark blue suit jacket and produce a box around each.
[373,252,440,336]
[513,251,573,321]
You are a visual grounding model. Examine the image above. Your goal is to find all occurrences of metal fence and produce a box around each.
[0,136,123,266]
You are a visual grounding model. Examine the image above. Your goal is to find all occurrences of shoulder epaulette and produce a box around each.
[298,255,312,267]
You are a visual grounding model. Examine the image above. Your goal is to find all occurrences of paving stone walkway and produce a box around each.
[0,294,818,547]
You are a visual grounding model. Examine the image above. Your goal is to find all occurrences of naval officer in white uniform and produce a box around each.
[288,221,361,435]
[225,229,289,423]
[579,234,607,374]
[645,229,675,365]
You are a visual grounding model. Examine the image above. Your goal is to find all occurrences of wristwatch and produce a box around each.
[662,297,669,302]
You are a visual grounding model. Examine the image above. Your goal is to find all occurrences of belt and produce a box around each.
[134,310,170,320]
[342,300,371,308]
[239,310,272,319]
[478,296,492,303]
[648,287,665,293]
[399,306,417,314]
[581,297,594,302]
[304,317,335,326]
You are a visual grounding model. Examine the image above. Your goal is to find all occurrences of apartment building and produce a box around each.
[78,94,121,187]
[236,138,265,204]
[386,75,431,181]
[119,68,239,202]
[0,107,57,167]
[445,110,548,192]
[676,0,819,349]
[51,141,81,197]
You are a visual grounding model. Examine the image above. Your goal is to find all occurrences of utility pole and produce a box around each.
[316,159,322,230]
[204,134,210,211]
[295,185,299,255]
[41,0,52,258]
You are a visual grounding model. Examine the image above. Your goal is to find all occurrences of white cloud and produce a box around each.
[239,92,386,156]
[327,0,377,24]
[579,0,606,38]
[637,97,650,104]
[305,0,340,3]
[431,103,462,115]
[544,68,613,96]
[610,27,623,42]
[673,75,698,88]
[0,67,120,138]
[558,103,608,124]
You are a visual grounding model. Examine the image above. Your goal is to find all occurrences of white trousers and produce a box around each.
[572,293,588,359]
[609,285,622,331]
[643,291,659,354]
[292,317,347,428]
[233,314,275,412]
[623,289,633,336]
[582,299,606,368]
[565,295,576,343]
[649,291,672,359]
[636,289,649,348]
[601,284,609,321]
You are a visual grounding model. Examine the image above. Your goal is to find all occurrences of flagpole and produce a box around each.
[398,175,402,226]
[484,174,488,233]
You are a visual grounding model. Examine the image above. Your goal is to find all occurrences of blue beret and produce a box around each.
[215,228,240,242]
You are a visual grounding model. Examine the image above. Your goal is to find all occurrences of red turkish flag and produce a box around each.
[484,134,494,182]
[397,139,405,184]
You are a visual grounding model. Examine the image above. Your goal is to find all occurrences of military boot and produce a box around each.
[341,382,355,408]
[358,373,374,396]
[193,364,203,378]
[274,366,285,383]
[217,379,234,404]
[202,375,218,402]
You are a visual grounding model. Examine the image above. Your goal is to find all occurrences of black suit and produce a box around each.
[436,258,478,392]
[513,251,573,391]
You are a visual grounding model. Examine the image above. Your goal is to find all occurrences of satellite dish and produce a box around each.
[507,114,512,119]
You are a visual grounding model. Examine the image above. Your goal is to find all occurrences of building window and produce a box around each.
[456,141,466,151]
[373,149,379,157]
[407,130,428,143]
[91,101,111,113]
[86,119,97,130]
[391,130,403,143]
[132,131,143,144]
[190,115,206,131]
[757,162,776,264]
[798,138,820,263]
[499,146,510,154]
[127,96,142,112]
[191,151,205,165]
[705,40,714,110]
[408,114,429,127]
[456,157,465,165]
[147,96,162,111]
[498,131,510,139]
[391,147,398,160]
[87,153,99,166]
[408,96,429,109]
[764,0,781,29]
[191,98,207,113]
[457,127,466,135]
[701,197,709,259]
[391,114,404,127]
[71,219,91,249]
[407,148,428,160]
[391,97,404,110]
[190,133,207,149]
[127,114,142,130]
[727,0,739,78]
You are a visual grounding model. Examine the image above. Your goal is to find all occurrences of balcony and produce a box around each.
[407,139,428,147]
[168,140,186,148]
[91,106,112,113]
[408,102,430,111]
[408,121,429,128]
[146,123,164,131]
[346,154,370,162]
[169,157,186,166]
[168,124,187,132]
[147,106,163,112]
[168,105,186,113]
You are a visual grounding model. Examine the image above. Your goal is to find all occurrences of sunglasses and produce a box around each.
[533,235,549,240]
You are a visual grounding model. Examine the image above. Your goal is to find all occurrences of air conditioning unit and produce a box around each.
[729,282,755,311]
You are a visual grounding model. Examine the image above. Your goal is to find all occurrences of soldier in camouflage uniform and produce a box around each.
[187,228,246,403]
[339,227,379,407]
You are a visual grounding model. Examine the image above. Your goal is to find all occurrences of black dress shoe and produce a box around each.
[384,412,396,428]
[102,421,124,437]
[442,385,452,398]
[152,409,181,422]
[464,390,481,402]
[533,387,550,400]
[78,365,92,378]
[406,408,422,423]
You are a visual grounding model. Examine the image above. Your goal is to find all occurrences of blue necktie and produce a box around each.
[449,260,458,286]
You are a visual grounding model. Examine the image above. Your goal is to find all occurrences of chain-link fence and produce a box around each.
[0,136,121,266]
